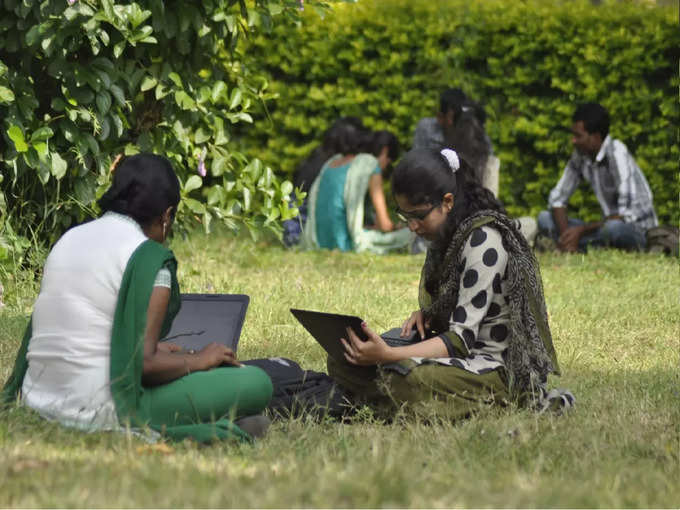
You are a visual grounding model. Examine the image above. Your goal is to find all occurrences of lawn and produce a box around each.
[1,230,678,508]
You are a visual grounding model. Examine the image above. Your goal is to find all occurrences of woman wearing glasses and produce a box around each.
[328,148,572,417]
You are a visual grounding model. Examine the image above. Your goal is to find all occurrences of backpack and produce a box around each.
[241,357,350,419]
[646,225,679,257]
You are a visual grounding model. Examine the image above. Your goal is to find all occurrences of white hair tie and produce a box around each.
[440,148,460,173]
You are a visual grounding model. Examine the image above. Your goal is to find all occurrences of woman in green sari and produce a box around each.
[2,154,272,442]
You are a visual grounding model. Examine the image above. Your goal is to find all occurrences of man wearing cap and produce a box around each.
[537,102,657,252]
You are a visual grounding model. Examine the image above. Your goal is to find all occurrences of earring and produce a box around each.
[162,222,168,238]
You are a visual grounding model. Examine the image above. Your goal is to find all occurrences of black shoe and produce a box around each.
[234,414,271,439]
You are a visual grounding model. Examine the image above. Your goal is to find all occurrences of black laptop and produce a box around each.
[290,308,422,363]
[161,294,250,352]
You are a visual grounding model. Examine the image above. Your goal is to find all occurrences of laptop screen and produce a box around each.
[161,294,249,352]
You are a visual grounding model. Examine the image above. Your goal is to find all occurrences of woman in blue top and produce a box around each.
[302,126,414,254]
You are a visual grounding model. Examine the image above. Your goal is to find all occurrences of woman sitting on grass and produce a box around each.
[1,154,272,441]
[302,123,414,254]
[328,148,573,417]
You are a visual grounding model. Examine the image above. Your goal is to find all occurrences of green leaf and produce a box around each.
[174,90,196,110]
[212,155,228,176]
[35,160,50,184]
[183,197,206,214]
[51,97,68,111]
[109,84,125,107]
[195,127,211,144]
[229,88,242,110]
[96,91,112,114]
[69,87,95,105]
[33,142,48,162]
[140,76,157,92]
[280,180,293,196]
[212,81,227,103]
[206,185,226,206]
[242,187,251,212]
[29,127,53,143]
[155,83,170,99]
[113,41,126,59]
[111,114,124,137]
[50,152,68,180]
[0,86,14,103]
[168,72,183,88]
[184,175,203,193]
[98,116,111,141]
[25,25,40,46]
[7,125,28,152]
[94,69,112,90]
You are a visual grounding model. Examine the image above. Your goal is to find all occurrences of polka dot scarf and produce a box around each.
[421,209,561,399]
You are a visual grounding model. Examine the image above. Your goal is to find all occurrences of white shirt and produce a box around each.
[22,213,148,430]
[547,135,657,231]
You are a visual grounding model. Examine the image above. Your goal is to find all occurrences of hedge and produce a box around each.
[238,0,679,224]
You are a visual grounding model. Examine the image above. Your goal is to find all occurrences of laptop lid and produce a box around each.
[162,294,249,352]
[290,308,419,363]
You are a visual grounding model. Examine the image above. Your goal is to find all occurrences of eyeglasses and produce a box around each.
[396,203,439,223]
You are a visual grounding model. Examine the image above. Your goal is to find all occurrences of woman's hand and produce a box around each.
[196,342,241,369]
[157,341,182,353]
[401,310,430,340]
[341,322,394,366]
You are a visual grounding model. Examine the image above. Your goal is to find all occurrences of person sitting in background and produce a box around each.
[537,102,658,252]
[414,88,537,246]
[283,117,364,247]
[2,154,273,442]
[302,124,414,254]
[327,148,572,418]
[413,88,494,184]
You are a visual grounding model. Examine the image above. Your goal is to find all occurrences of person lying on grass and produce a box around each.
[328,148,573,417]
[1,153,272,442]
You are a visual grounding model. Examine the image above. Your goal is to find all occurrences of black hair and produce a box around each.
[392,148,505,244]
[573,102,610,138]
[439,88,487,126]
[294,116,367,192]
[363,129,400,179]
[365,130,400,160]
[439,89,491,183]
[325,116,366,155]
[98,153,180,228]
[444,113,491,185]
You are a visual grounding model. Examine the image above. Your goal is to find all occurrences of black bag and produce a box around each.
[241,357,350,419]
[646,225,679,257]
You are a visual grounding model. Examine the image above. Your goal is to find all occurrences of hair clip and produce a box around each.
[440,148,460,173]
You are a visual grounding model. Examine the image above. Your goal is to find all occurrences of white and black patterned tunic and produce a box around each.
[412,225,510,375]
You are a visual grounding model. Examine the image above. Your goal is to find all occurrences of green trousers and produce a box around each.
[140,365,273,427]
[327,356,510,421]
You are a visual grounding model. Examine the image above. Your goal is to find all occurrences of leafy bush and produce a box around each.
[0,0,335,269]
[240,0,679,224]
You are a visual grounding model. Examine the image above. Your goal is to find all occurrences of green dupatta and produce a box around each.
[2,239,249,443]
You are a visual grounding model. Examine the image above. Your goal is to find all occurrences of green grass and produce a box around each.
[1,230,678,508]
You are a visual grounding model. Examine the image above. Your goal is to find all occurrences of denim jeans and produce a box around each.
[537,210,647,251]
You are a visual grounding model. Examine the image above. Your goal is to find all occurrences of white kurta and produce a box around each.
[22,212,148,430]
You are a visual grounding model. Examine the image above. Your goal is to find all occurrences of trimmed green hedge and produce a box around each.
[239,0,679,224]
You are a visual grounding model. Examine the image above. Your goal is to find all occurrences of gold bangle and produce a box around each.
[183,357,191,376]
